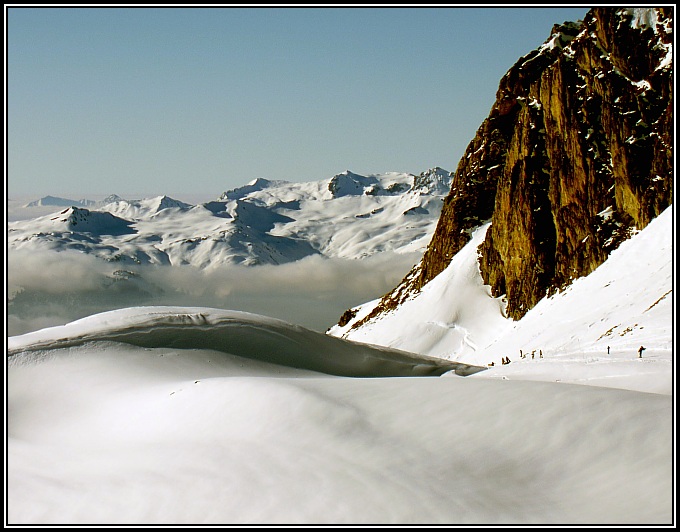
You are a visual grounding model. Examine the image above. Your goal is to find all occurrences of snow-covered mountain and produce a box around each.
[330,205,673,394]
[8,168,452,268]
[347,7,672,338]
[333,7,673,363]
[23,195,97,208]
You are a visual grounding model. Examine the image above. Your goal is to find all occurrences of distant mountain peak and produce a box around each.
[100,194,125,204]
[327,171,376,197]
[247,177,273,187]
[219,177,288,201]
[46,206,135,236]
[154,195,190,211]
[411,168,453,195]
[23,195,95,208]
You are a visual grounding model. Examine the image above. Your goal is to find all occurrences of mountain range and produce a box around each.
[9,168,452,268]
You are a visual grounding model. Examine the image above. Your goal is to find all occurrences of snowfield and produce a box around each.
[6,205,674,525]
[331,206,674,396]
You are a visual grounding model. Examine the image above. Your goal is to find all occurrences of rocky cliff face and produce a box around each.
[348,7,672,328]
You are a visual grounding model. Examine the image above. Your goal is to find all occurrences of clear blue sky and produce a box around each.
[7,6,590,200]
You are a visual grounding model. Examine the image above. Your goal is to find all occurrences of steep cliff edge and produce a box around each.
[346,7,672,329]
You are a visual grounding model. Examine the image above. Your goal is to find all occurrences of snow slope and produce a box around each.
[7,305,673,525]
[330,205,674,395]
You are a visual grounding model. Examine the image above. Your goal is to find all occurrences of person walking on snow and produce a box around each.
[638,346,646,358]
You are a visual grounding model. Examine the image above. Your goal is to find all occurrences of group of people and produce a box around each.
[607,345,647,357]
[489,345,648,368]
[488,356,512,367]
[519,349,543,359]
[488,349,545,367]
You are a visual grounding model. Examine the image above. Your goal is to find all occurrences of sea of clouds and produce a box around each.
[7,248,421,336]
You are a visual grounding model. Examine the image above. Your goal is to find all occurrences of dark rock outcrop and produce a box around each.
[348,7,672,328]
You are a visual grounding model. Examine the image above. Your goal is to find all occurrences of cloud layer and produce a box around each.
[8,249,420,336]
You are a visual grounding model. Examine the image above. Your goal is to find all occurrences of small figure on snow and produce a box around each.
[638,345,646,358]
[519,349,523,359]
[607,346,610,355]
[539,350,543,359]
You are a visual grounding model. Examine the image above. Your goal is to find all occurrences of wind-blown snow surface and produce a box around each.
[7,308,472,378]
[7,306,674,525]
[331,206,674,396]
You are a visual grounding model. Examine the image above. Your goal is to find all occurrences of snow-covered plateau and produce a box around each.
[6,200,674,525]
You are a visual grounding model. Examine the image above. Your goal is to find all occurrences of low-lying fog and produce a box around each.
[8,248,420,336]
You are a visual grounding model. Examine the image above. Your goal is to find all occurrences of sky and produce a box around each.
[6,5,590,201]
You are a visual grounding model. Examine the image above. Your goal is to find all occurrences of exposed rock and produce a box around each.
[327,171,379,197]
[349,7,672,328]
[338,308,358,328]
[411,167,454,195]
